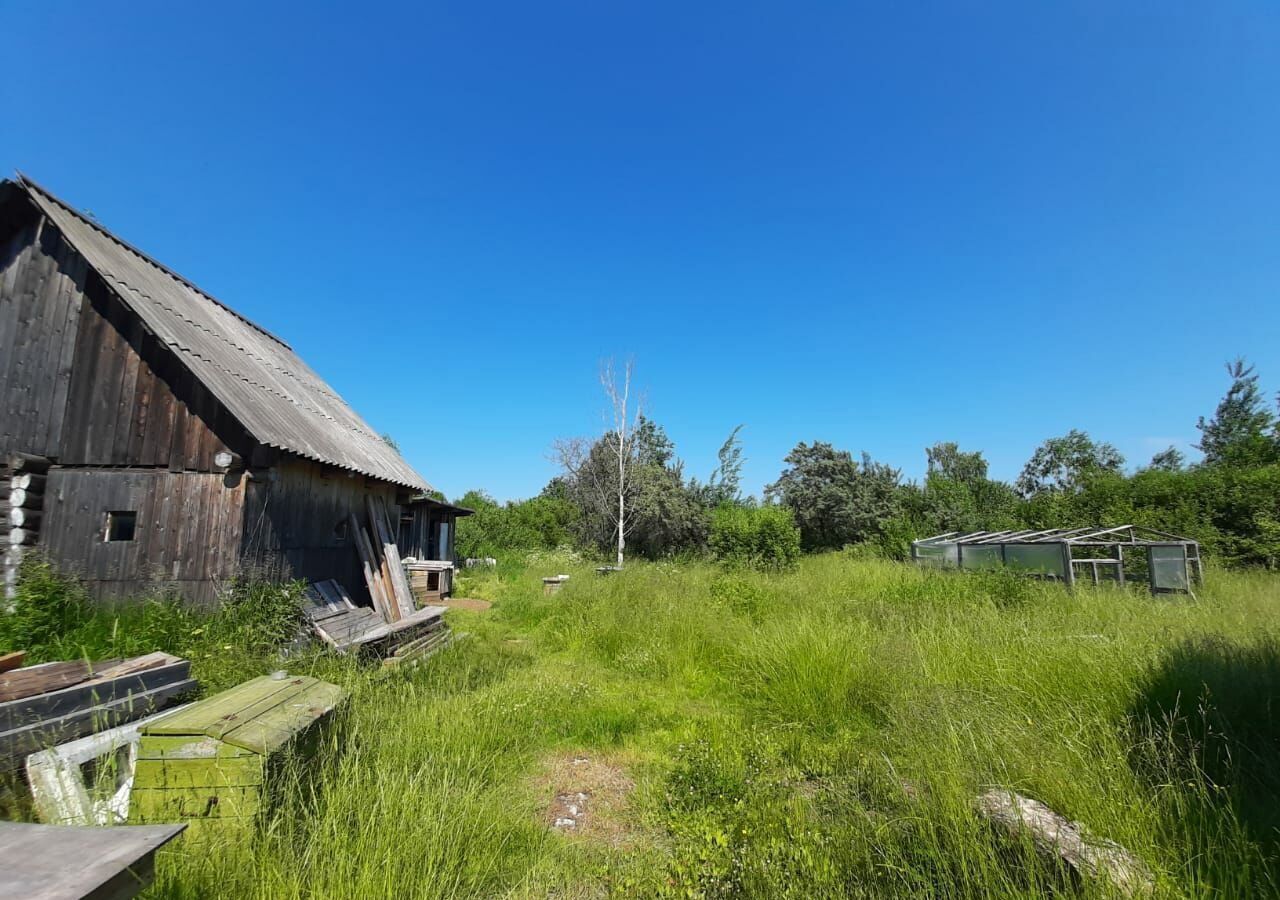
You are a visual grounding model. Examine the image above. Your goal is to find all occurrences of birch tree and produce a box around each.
[553,358,643,568]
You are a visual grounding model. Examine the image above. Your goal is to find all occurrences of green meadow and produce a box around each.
[78,553,1275,899]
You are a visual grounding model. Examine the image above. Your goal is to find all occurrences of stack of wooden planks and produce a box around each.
[350,496,416,621]
[302,579,449,660]
[380,616,452,668]
[0,652,195,770]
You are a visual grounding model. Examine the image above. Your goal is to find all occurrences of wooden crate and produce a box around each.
[129,674,345,835]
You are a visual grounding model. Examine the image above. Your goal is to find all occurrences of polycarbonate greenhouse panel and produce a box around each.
[914,543,958,567]
[1149,545,1190,591]
[959,545,1003,570]
[1002,543,1066,578]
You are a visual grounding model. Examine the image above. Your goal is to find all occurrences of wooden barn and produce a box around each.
[0,175,467,605]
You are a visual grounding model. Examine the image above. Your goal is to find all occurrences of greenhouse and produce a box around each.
[910,525,1202,596]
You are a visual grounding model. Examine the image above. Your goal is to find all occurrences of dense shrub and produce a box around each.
[454,490,579,559]
[710,505,800,570]
[1019,464,1280,568]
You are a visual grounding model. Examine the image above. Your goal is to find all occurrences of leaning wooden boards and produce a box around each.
[366,496,416,619]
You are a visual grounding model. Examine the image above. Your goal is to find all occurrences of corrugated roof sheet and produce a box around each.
[16,176,430,490]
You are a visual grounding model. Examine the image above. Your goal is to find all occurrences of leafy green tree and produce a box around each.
[628,456,710,557]
[691,425,746,507]
[765,442,901,550]
[914,442,1020,534]
[925,441,988,486]
[556,417,709,559]
[454,489,578,559]
[1197,359,1279,467]
[1015,430,1124,498]
[1146,446,1186,472]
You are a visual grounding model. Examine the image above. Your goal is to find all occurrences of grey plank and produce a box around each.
[0,677,197,770]
[0,660,191,732]
[0,820,185,899]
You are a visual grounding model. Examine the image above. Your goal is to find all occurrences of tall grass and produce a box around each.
[0,555,307,692]
[12,553,1280,897]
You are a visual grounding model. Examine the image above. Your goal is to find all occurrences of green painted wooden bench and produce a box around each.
[129,673,345,836]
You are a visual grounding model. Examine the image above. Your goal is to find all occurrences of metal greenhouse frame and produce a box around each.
[910,525,1202,596]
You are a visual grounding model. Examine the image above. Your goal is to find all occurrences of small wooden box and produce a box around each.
[129,674,345,834]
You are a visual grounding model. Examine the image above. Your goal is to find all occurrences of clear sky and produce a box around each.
[3,2,1278,501]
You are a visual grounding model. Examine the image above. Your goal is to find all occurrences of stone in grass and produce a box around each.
[551,792,591,830]
[976,789,1154,898]
[537,753,637,845]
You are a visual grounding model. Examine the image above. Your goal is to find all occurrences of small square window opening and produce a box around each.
[105,511,137,542]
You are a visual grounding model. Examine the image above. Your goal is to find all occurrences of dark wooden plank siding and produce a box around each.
[4,194,426,609]
[57,273,242,471]
[1,205,250,472]
[41,469,246,604]
[0,215,89,458]
[240,457,400,605]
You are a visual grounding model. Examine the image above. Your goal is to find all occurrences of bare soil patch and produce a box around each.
[534,752,637,846]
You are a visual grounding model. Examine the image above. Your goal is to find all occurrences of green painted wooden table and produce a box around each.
[128,673,346,834]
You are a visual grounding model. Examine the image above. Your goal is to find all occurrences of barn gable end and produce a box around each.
[1,177,438,606]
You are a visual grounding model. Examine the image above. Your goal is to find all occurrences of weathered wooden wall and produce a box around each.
[240,457,401,604]
[3,195,416,607]
[0,213,89,459]
[1,198,251,470]
[57,261,248,471]
[41,469,246,605]
[2,197,261,604]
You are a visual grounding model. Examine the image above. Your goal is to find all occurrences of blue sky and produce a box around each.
[3,2,1278,501]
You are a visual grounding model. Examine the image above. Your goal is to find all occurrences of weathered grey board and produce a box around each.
[0,220,88,459]
[303,577,448,653]
[0,661,100,704]
[0,659,191,731]
[0,820,185,900]
[0,677,197,770]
